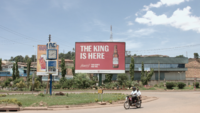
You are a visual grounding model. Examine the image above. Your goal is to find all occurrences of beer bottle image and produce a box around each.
[113,45,119,68]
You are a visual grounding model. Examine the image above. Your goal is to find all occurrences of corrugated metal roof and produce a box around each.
[125,57,188,64]
[125,68,187,71]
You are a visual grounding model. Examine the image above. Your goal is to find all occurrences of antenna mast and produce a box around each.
[110,25,113,42]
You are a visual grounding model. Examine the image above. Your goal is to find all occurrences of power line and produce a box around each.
[0,25,74,49]
[131,44,200,53]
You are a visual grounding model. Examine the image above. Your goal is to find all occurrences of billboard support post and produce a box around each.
[46,75,49,94]
[49,74,52,95]
[99,74,102,87]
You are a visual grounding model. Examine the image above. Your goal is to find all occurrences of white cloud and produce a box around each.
[135,6,200,33]
[125,16,131,19]
[144,0,190,11]
[117,28,156,38]
[127,21,134,26]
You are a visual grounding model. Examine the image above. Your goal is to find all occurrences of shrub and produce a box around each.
[73,73,92,89]
[109,100,112,104]
[14,78,24,85]
[38,93,45,97]
[117,74,128,86]
[154,84,158,87]
[0,94,6,97]
[0,99,22,106]
[125,80,132,89]
[53,82,61,89]
[95,98,98,102]
[195,82,199,88]
[4,78,13,87]
[158,82,164,87]
[177,82,186,89]
[166,82,175,89]
[16,81,26,91]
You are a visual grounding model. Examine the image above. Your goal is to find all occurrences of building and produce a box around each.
[0,61,36,81]
[185,58,200,80]
[125,57,188,80]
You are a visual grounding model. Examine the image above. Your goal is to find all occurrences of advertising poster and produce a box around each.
[75,42,125,73]
[37,45,59,76]
[47,61,57,73]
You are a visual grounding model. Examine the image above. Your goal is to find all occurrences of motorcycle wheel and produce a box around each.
[136,101,141,108]
[124,101,130,110]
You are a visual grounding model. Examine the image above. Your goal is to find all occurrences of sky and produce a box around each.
[0,0,200,60]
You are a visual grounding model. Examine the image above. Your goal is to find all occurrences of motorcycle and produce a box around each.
[124,95,141,109]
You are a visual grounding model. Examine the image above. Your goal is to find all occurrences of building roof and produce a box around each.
[125,57,188,64]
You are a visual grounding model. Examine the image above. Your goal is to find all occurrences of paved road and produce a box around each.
[19,91,200,113]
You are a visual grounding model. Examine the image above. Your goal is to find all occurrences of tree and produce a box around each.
[12,64,16,80]
[140,62,154,85]
[72,58,75,76]
[130,57,134,81]
[26,58,31,87]
[61,58,66,78]
[24,55,29,63]
[31,55,36,62]
[194,53,199,59]
[15,58,20,79]
[0,58,2,71]
[103,74,113,83]
[175,55,185,58]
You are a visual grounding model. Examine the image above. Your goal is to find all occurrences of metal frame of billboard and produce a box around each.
[75,42,126,74]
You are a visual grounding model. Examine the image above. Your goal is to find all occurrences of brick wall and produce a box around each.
[185,59,200,79]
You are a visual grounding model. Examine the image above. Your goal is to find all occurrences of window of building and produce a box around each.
[126,64,185,69]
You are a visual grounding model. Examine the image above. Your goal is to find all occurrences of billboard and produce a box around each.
[75,42,125,73]
[37,45,59,76]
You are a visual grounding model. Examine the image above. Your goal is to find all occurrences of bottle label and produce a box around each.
[113,58,118,64]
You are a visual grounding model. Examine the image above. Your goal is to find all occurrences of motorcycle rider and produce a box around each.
[131,87,138,103]
[137,87,142,103]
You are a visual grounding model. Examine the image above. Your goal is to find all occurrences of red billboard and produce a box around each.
[75,42,125,73]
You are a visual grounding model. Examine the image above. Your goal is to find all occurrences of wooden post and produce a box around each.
[46,74,49,94]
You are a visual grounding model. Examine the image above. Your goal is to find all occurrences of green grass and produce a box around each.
[0,93,126,107]
[139,87,156,90]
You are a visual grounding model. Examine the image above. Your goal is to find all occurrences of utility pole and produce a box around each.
[46,34,51,94]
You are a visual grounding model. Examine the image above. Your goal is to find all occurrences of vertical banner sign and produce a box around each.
[75,42,125,73]
[37,45,59,76]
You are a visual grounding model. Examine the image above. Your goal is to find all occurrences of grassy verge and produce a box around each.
[0,93,126,107]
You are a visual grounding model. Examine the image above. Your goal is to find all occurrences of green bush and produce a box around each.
[154,84,158,87]
[53,82,61,89]
[177,82,186,89]
[4,78,13,87]
[73,73,92,89]
[14,78,24,85]
[117,74,128,86]
[0,99,22,106]
[95,98,98,102]
[166,82,175,89]
[38,93,45,97]
[195,82,199,88]
[125,80,132,89]
[0,94,6,97]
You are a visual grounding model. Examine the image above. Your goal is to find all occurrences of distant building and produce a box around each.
[185,58,200,80]
[125,57,188,81]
